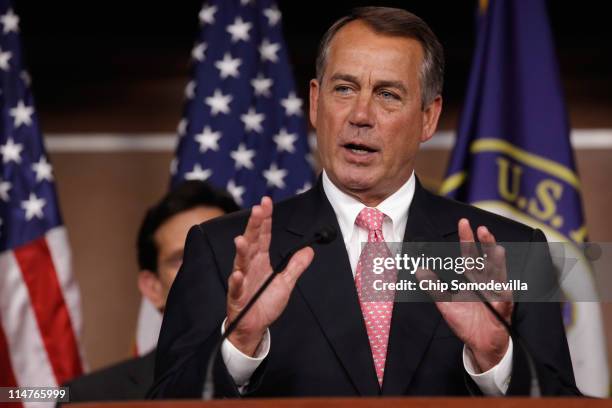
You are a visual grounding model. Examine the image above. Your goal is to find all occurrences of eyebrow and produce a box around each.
[329,73,408,94]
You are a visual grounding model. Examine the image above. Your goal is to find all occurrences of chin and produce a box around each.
[337,172,378,192]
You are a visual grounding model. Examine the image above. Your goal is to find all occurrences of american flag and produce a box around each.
[170,0,314,207]
[0,0,84,402]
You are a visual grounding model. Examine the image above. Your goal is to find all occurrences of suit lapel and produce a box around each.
[277,179,380,396]
[382,178,457,395]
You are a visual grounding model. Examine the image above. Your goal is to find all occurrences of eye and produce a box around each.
[379,90,399,100]
[334,85,353,95]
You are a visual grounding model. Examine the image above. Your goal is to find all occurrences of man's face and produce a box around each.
[310,20,442,206]
[146,206,225,309]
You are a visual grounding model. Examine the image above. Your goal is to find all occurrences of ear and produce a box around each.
[138,270,165,311]
[420,95,443,143]
[309,78,320,129]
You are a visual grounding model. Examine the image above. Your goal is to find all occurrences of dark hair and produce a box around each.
[315,6,444,108]
[137,180,239,273]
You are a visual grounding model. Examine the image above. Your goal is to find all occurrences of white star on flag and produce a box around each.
[241,107,265,133]
[296,182,312,194]
[9,100,34,127]
[185,164,212,181]
[0,137,23,163]
[227,179,245,206]
[185,80,196,99]
[281,92,303,116]
[273,128,297,153]
[194,126,222,152]
[199,4,217,25]
[0,178,11,201]
[205,89,232,115]
[226,17,252,43]
[177,118,188,136]
[0,8,19,34]
[263,163,288,189]
[192,42,207,62]
[259,39,280,63]
[230,143,256,169]
[263,6,282,26]
[0,48,12,71]
[251,74,273,97]
[21,193,46,221]
[32,156,54,182]
[215,53,242,79]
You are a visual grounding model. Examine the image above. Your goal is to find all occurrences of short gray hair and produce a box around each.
[315,7,444,109]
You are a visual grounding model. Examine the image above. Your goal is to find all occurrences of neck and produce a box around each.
[324,171,414,207]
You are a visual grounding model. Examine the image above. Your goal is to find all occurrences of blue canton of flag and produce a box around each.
[171,0,314,207]
[442,0,608,396]
[0,5,61,252]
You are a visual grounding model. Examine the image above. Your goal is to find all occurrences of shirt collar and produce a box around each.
[322,170,416,241]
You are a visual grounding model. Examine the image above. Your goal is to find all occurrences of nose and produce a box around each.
[348,92,374,129]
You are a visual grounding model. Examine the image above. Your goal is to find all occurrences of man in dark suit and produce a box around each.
[61,181,238,404]
[149,7,580,398]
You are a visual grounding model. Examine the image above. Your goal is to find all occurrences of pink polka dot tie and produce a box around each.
[355,207,396,387]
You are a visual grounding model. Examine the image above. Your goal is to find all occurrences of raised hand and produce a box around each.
[226,197,314,356]
[418,218,513,372]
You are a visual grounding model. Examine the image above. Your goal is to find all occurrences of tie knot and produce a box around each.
[355,207,385,232]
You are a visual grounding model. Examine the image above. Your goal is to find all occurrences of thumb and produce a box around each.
[282,247,315,286]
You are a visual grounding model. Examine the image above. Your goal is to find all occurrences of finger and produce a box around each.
[477,226,505,284]
[281,247,315,287]
[458,218,479,261]
[242,203,265,246]
[477,225,497,261]
[260,196,273,218]
[257,197,273,254]
[232,235,248,271]
[489,246,512,302]
[227,270,245,304]
[415,268,452,302]
[458,218,475,242]
[477,225,497,245]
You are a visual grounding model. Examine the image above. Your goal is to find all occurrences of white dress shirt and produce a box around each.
[221,170,512,395]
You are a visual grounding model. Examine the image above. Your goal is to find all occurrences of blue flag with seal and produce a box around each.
[442,0,608,396]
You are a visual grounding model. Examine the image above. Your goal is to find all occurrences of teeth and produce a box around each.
[350,148,369,155]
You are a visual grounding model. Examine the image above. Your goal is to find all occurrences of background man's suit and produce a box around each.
[149,177,580,398]
[60,350,155,405]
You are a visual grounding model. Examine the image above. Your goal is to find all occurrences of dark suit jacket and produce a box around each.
[61,350,155,404]
[149,177,580,398]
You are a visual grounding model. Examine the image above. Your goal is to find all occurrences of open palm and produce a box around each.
[226,197,314,356]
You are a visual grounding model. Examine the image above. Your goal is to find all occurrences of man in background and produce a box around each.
[62,181,239,403]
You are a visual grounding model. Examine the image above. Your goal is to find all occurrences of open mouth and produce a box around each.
[343,142,378,155]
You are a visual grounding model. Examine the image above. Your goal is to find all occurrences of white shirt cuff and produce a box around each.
[220,317,270,388]
[463,337,513,396]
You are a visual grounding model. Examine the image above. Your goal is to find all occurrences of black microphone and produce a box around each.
[202,226,337,399]
[408,238,542,396]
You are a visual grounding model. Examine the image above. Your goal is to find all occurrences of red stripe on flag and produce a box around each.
[0,321,22,407]
[13,237,83,385]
